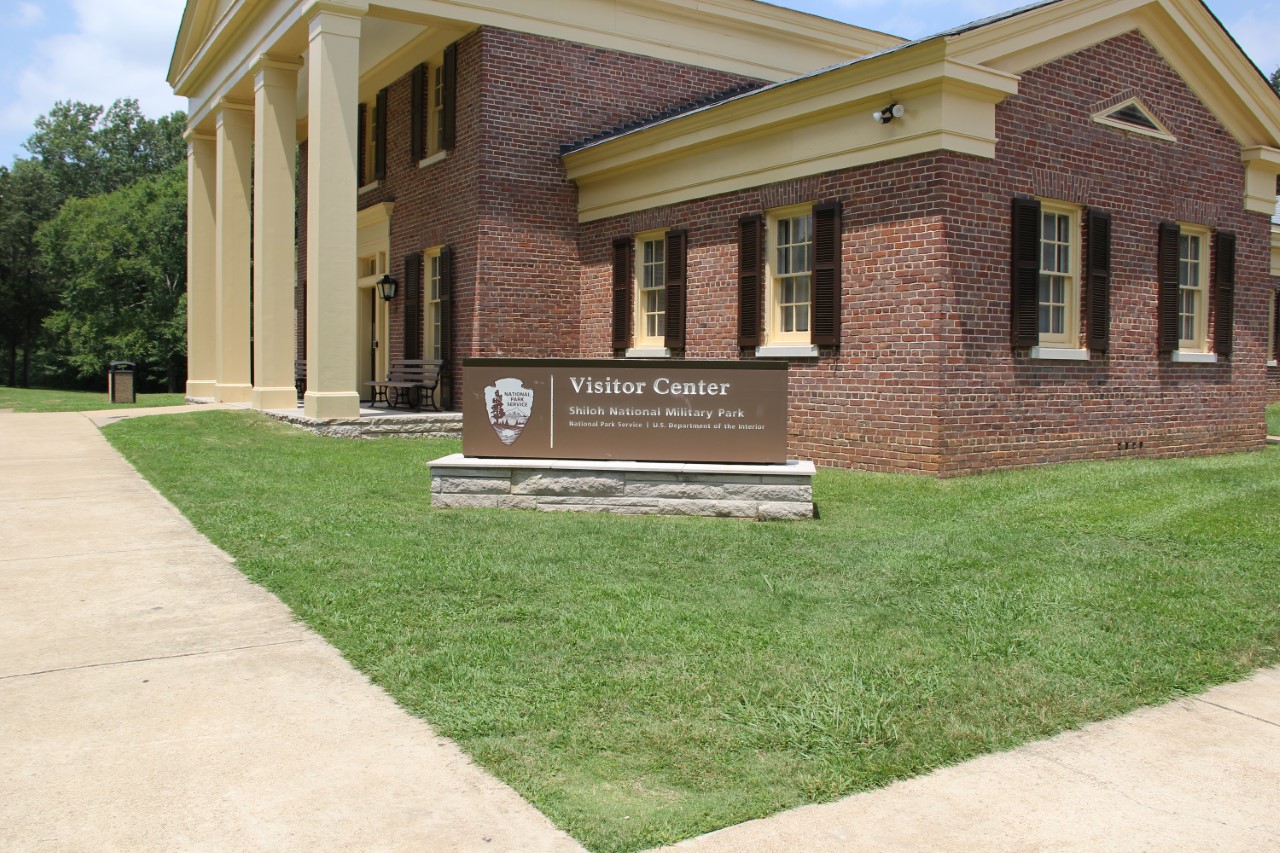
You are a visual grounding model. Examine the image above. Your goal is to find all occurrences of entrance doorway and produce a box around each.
[356,253,389,400]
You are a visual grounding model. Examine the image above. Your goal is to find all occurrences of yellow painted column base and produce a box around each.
[251,387,299,411]
[214,383,253,403]
[304,391,361,419]
[186,380,217,398]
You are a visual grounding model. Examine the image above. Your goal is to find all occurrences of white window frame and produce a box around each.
[423,247,444,361]
[631,229,667,351]
[1269,290,1277,368]
[1176,223,1210,354]
[1036,199,1081,350]
[765,203,815,347]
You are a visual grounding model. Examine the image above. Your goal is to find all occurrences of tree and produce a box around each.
[0,160,59,386]
[38,164,188,391]
[23,99,185,201]
[1271,66,1279,95]
[0,99,186,388]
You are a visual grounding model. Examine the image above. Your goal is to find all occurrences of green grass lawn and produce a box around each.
[105,411,1280,853]
[0,386,186,412]
[1268,402,1280,437]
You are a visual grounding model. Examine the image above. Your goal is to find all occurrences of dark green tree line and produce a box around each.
[0,99,186,390]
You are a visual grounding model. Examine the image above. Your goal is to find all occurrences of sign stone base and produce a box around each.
[429,454,814,521]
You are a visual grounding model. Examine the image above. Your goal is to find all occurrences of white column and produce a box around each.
[214,100,254,404]
[304,5,366,419]
[252,56,304,411]
[185,130,217,399]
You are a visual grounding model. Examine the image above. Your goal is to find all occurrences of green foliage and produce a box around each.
[0,99,186,390]
[39,164,188,388]
[107,411,1280,853]
[1268,403,1279,438]
[1270,66,1280,95]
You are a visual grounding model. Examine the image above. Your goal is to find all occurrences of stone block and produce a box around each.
[436,477,511,495]
[624,481,726,500]
[758,501,815,520]
[661,499,757,518]
[512,471,625,496]
[726,484,812,502]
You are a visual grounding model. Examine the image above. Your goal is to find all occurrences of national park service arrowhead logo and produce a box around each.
[485,378,534,446]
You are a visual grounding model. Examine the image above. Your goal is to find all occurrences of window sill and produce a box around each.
[418,150,449,169]
[358,180,381,195]
[625,347,670,358]
[755,344,819,359]
[1268,360,1278,368]
[1170,350,1218,364]
[1029,346,1090,361]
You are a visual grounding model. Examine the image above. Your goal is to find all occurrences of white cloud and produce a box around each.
[15,2,44,28]
[0,0,186,150]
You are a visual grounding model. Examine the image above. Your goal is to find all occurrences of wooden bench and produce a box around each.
[365,359,446,411]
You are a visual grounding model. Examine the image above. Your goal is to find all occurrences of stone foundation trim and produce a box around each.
[429,454,815,520]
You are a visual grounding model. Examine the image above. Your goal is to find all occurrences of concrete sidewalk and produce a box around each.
[0,411,581,852]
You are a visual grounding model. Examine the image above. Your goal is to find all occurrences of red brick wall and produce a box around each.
[579,31,1272,474]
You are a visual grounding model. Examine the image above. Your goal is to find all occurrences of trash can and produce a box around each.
[108,362,136,404]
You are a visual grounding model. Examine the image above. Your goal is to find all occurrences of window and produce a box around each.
[1157,222,1234,361]
[1037,202,1078,347]
[612,229,687,354]
[768,205,814,345]
[634,231,666,349]
[1177,225,1209,351]
[738,202,841,354]
[411,44,457,163]
[1010,197,1110,357]
[1269,290,1278,366]
[433,65,447,153]
[1091,97,1176,142]
[426,249,444,360]
[358,89,387,187]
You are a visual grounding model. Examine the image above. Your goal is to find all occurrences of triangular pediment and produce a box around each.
[169,0,227,88]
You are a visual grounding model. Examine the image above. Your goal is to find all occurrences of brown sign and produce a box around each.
[462,358,789,464]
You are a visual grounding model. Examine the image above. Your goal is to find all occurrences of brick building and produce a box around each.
[170,0,1280,474]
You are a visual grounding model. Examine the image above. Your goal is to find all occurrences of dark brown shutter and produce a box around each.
[441,43,457,150]
[1085,209,1111,352]
[403,252,422,359]
[1213,230,1236,357]
[738,214,764,348]
[439,245,454,366]
[1157,221,1181,354]
[374,88,388,181]
[357,102,367,184]
[812,200,842,347]
[1010,197,1041,348]
[664,229,688,350]
[410,64,426,161]
[611,237,633,351]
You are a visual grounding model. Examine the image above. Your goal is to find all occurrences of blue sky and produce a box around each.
[0,0,1277,167]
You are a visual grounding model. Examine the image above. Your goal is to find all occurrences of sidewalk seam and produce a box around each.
[1191,696,1280,729]
[0,639,307,681]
